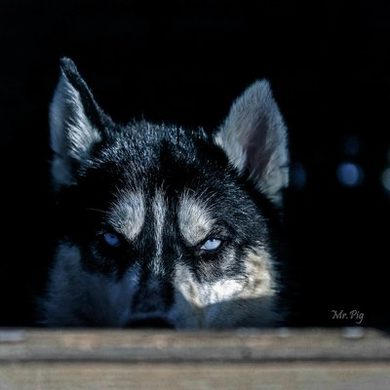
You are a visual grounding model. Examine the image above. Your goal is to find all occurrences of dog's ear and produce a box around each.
[49,58,110,187]
[214,80,289,206]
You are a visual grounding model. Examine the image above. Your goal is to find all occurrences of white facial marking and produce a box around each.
[174,263,245,308]
[152,191,166,275]
[178,193,215,245]
[110,191,145,240]
[172,247,279,328]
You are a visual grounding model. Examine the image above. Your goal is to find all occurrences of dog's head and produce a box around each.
[44,58,289,328]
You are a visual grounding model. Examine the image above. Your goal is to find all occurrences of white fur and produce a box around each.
[178,193,215,245]
[110,191,146,241]
[152,191,166,275]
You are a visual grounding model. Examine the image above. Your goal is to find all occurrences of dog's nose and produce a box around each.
[127,317,174,329]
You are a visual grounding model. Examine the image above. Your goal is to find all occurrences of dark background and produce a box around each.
[0,0,389,328]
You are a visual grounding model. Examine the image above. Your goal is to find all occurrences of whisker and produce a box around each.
[86,208,108,215]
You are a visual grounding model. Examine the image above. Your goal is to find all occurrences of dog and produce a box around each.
[40,58,289,328]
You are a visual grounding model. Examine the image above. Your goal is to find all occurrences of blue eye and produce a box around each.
[102,232,121,248]
[200,238,222,251]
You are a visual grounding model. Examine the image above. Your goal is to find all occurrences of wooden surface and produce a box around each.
[0,328,389,389]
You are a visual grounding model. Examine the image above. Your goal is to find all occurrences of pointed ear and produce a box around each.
[214,80,289,206]
[49,58,108,187]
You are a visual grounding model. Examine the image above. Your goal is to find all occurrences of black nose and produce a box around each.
[127,317,174,329]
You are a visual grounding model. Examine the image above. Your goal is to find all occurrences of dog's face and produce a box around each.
[42,58,289,328]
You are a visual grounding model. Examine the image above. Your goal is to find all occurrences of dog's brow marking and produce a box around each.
[152,191,166,274]
[110,192,145,240]
[178,194,215,245]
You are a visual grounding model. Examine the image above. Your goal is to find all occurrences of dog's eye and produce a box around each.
[200,238,222,251]
[102,232,121,248]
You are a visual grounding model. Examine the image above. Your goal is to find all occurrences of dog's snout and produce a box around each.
[127,317,174,329]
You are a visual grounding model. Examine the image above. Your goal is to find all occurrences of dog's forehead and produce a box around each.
[92,124,240,241]
[108,186,217,243]
[106,122,206,164]
[97,121,231,184]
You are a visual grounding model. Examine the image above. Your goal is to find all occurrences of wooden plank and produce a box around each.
[0,328,389,363]
[0,362,390,390]
[1,328,389,389]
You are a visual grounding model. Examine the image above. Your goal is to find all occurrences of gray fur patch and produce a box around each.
[178,193,215,245]
[109,191,146,241]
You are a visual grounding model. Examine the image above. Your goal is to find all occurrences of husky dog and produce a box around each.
[41,58,289,328]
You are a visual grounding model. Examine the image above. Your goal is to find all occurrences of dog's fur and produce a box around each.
[41,58,289,328]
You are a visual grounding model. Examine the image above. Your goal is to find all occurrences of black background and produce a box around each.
[0,0,389,327]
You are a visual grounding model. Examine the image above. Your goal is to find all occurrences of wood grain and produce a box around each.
[0,328,389,389]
